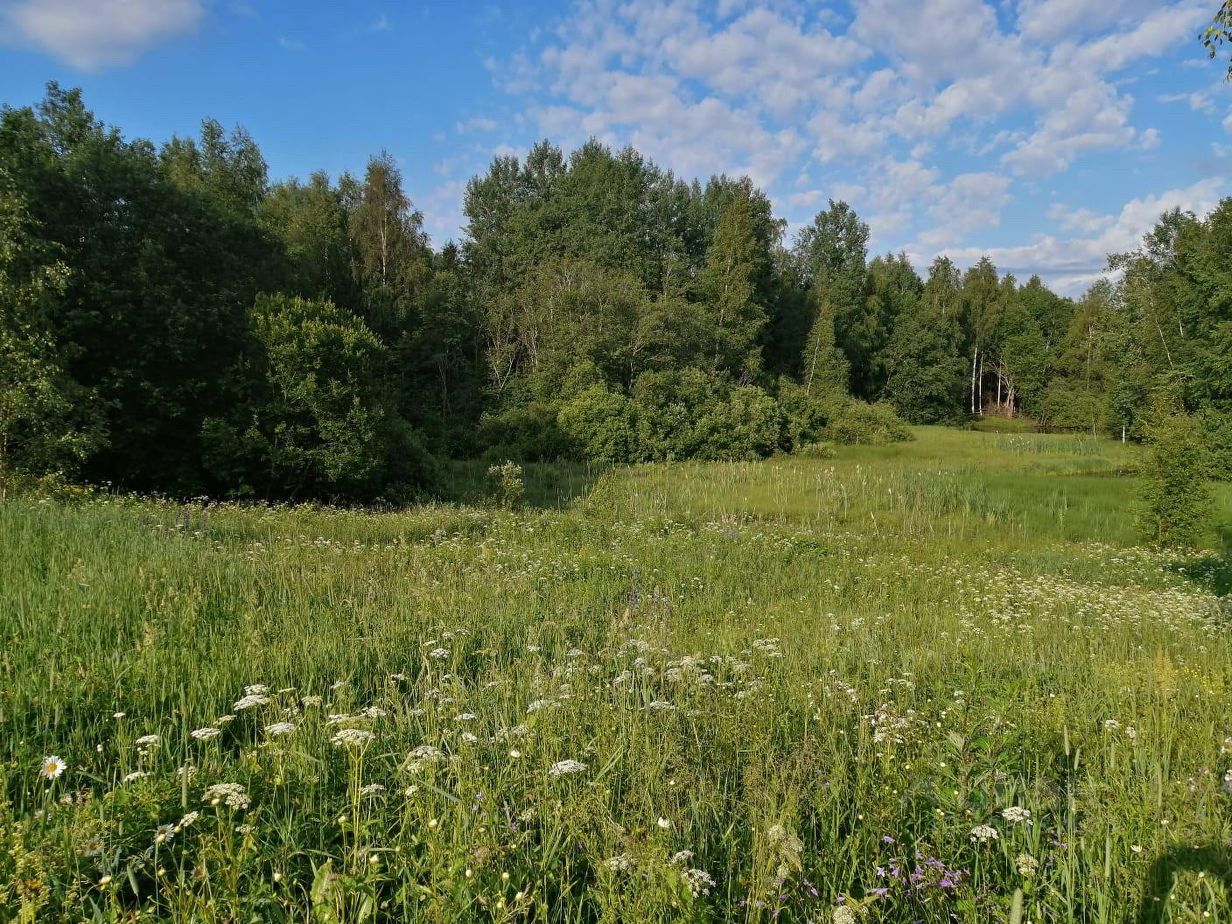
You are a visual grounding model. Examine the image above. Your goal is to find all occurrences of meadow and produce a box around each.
[2,427,1231,923]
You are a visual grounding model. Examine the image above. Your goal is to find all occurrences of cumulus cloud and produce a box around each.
[936,179,1227,294]
[2,0,203,70]
[476,0,1220,290]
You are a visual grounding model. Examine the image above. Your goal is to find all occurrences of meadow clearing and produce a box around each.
[2,428,1231,923]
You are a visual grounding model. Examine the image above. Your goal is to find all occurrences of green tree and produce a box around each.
[884,257,968,423]
[202,295,430,501]
[696,193,768,382]
[1138,401,1213,547]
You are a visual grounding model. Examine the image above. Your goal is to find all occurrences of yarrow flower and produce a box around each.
[331,728,376,749]
[1001,806,1031,824]
[233,694,269,711]
[1015,853,1040,877]
[191,727,221,741]
[176,811,200,830]
[135,734,161,747]
[39,756,67,780]
[548,759,587,777]
[604,854,633,872]
[203,783,250,810]
[123,771,151,783]
[683,868,716,897]
[969,824,999,844]
[263,722,296,737]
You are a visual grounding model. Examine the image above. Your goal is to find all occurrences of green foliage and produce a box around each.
[202,295,433,501]
[1138,404,1213,547]
[4,429,1232,921]
[824,400,914,445]
[485,460,525,508]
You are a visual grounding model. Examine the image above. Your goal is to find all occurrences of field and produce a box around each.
[2,428,1231,923]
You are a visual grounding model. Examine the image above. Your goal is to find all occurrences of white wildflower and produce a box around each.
[969,824,999,844]
[263,722,296,737]
[38,756,67,780]
[548,759,587,777]
[331,728,376,748]
[191,727,222,741]
[1001,806,1031,824]
[203,783,250,810]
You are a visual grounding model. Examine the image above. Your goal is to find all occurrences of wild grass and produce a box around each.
[1,428,1230,922]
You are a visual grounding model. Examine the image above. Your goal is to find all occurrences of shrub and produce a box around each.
[486,460,525,508]
[477,402,571,462]
[824,401,913,445]
[1138,406,1213,548]
[557,386,639,464]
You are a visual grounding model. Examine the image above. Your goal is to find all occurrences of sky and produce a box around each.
[1,0,1230,296]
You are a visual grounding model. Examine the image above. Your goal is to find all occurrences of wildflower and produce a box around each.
[1126,726,1138,740]
[153,824,175,845]
[454,713,476,722]
[548,759,587,777]
[657,816,672,830]
[112,712,126,720]
[135,734,160,747]
[361,705,387,719]
[360,783,385,796]
[233,693,269,711]
[833,907,858,924]
[192,726,222,741]
[428,647,449,659]
[123,771,150,783]
[646,700,676,710]
[683,868,715,897]
[176,811,200,830]
[38,756,67,781]
[409,744,444,761]
[1015,853,1040,877]
[79,836,104,858]
[1001,806,1031,824]
[244,684,270,696]
[301,695,322,707]
[1103,719,1121,732]
[604,854,633,872]
[331,728,376,749]
[671,850,694,865]
[460,732,479,743]
[203,783,250,810]
[969,824,999,844]
[263,722,296,737]
[527,699,553,713]
[216,715,236,725]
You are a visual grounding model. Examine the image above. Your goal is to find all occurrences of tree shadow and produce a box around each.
[1132,843,1232,923]
[1166,522,1232,598]
[440,460,605,509]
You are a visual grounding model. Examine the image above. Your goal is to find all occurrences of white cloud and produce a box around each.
[2,0,202,70]
[936,178,1227,294]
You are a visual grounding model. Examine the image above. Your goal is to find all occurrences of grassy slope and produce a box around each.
[1,428,1230,922]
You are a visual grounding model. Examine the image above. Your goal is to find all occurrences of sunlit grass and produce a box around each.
[1,428,1230,921]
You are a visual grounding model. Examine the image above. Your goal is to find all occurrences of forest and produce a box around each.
[2,83,1229,503]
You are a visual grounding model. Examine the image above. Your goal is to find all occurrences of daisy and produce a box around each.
[39,756,67,780]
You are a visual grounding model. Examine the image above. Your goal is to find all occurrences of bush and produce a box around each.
[486,460,525,508]
[629,369,786,462]
[824,400,913,445]
[557,386,639,464]
[478,402,571,462]
[776,379,834,449]
[1138,406,1213,548]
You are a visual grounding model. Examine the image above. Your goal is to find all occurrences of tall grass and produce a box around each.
[1,429,1229,922]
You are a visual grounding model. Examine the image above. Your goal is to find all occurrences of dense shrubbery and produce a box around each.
[1,85,1228,504]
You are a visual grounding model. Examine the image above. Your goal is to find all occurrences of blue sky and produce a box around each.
[1,0,1229,294]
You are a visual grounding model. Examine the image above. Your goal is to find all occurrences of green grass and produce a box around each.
[1,428,1230,922]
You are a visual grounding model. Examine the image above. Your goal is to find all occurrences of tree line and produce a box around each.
[1,84,1229,503]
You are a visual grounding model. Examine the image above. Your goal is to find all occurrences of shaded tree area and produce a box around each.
[2,85,1229,501]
